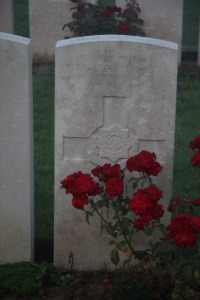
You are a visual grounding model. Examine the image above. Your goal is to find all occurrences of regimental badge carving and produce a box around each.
[89,124,138,168]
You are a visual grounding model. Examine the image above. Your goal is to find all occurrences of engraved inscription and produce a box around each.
[63,53,153,92]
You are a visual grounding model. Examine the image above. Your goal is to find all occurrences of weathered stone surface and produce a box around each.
[117,0,183,62]
[0,0,14,33]
[0,33,34,263]
[29,0,72,62]
[54,35,178,270]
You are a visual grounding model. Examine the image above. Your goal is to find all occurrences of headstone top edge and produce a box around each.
[0,32,30,45]
[56,35,178,50]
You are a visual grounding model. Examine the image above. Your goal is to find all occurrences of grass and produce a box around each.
[11,0,200,262]
[13,0,29,38]
[181,0,200,60]
[33,73,54,261]
[182,0,200,49]
[173,75,200,198]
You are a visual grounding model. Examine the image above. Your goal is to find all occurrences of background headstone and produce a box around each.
[116,0,183,62]
[29,0,182,63]
[54,35,178,270]
[0,0,14,33]
[29,0,72,63]
[0,33,34,263]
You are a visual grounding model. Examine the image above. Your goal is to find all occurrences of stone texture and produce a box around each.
[0,33,34,263]
[0,0,14,33]
[29,0,73,62]
[117,0,183,62]
[54,35,178,270]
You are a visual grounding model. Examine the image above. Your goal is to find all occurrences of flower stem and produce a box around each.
[111,198,138,259]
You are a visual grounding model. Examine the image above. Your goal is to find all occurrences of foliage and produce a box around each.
[33,74,54,262]
[0,262,41,297]
[63,0,145,38]
[107,268,172,300]
[0,261,75,297]
[61,134,200,299]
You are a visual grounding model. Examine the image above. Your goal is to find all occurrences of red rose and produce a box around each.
[134,214,153,230]
[91,165,104,181]
[166,213,198,248]
[115,6,122,13]
[74,174,101,196]
[145,185,163,202]
[92,163,122,182]
[172,229,197,248]
[189,135,200,150]
[60,171,83,194]
[103,164,121,179]
[72,194,88,210]
[106,177,124,197]
[191,150,200,168]
[167,202,174,212]
[106,5,121,13]
[126,150,162,176]
[101,10,111,17]
[194,197,200,206]
[129,189,152,215]
[117,23,129,32]
[191,216,200,232]
[168,195,180,212]
[168,213,192,232]
[152,204,164,218]
[102,278,112,285]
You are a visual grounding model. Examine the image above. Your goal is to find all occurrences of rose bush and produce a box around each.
[63,0,145,38]
[61,134,200,299]
[61,150,163,265]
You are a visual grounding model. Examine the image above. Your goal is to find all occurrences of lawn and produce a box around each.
[12,0,200,262]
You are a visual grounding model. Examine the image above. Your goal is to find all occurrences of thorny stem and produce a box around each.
[89,199,108,225]
[111,198,139,259]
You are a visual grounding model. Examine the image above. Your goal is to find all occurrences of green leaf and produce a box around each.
[159,223,167,235]
[111,249,120,266]
[132,181,138,189]
[144,226,153,236]
[116,240,127,251]
[121,218,132,231]
[109,240,116,245]
[104,223,118,238]
[85,211,93,225]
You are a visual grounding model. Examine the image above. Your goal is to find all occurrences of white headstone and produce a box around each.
[0,33,34,263]
[29,0,72,63]
[117,0,183,63]
[54,35,178,270]
[0,0,14,33]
